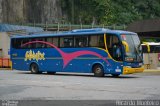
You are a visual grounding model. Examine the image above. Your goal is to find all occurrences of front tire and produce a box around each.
[30,63,41,74]
[93,64,104,77]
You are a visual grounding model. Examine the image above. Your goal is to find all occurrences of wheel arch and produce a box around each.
[29,62,40,71]
[91,62,105,73]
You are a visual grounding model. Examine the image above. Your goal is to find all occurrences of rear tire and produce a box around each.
[30,63,41,74]
[93,64,104,77]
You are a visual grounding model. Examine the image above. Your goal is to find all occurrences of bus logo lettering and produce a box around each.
[24,50,45,61]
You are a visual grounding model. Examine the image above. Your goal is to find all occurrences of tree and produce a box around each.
[60,0,160,25]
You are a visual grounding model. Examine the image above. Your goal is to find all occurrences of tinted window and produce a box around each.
[21,39,30,49]
[89,35,105,48]
[142,45,160,53]
[11,38,21,49]
[46,37,58,48]
[35,38,45,48]
[60,37,74,48]
[12,37,47,49]
[75,36,88,47]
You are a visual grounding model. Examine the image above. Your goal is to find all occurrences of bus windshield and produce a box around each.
[121,34,142,62]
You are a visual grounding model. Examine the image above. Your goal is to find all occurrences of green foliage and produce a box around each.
[142,38,160,42]
[60,0,160,25]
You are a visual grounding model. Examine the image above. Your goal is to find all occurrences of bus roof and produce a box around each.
[11,28,136,38]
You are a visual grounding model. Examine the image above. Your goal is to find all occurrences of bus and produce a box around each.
[141,42,160,69]
[10,28,144,77]
[142,42,160,53]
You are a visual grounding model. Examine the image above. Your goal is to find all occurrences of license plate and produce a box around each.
[116,69,121,72]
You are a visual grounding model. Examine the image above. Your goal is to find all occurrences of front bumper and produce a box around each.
[123,66,144,74]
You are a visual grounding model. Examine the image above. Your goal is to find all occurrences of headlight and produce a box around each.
[126,66,131,68]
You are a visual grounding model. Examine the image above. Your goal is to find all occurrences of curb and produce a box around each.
[0,68,12,70]
[144,69,160,73]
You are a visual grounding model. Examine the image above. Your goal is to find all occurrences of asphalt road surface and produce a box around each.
[0,70,160,100]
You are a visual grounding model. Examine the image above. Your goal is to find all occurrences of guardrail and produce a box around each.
[0,58,12,69]
[8,23,127,31]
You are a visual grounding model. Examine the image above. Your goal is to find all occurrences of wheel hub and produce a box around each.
[95,67,101,73]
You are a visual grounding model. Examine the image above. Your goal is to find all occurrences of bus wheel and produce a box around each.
[111,74,120,77]
[93,64,104,77]
[47,72,56,75]
[30,63,40,74]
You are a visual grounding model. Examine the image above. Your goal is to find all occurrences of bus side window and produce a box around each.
[21,39,29,49]
[28,38,36,49]
[12,38,22,49]
[89,35,105,49]
[36,38,44,48]
[52,37,58,47]
[75,36,88,47]
[99,36,105,49]
[89,35,98,47]
[41,38,46,48]
[60,37,74,48]
[47,37,58,48]
[47,38,53,48]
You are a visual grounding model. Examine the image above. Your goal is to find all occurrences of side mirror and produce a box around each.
[143,42,150,53]
[122,41,129,52]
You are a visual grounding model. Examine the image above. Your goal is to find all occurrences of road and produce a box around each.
[0,70,160,100]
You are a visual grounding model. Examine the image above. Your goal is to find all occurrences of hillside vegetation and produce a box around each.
[61,0,160,25]
[0,0,160,25]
